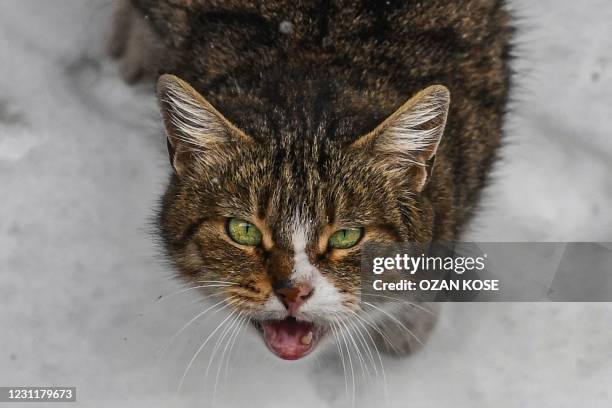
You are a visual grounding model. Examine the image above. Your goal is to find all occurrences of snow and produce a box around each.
[0,1,611,407]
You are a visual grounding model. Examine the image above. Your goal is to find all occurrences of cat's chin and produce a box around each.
[253,317,325,360]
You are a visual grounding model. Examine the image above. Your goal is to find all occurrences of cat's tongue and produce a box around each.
[261,318,319,360]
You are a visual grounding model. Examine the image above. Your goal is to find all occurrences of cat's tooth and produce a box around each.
[300,331,313,346]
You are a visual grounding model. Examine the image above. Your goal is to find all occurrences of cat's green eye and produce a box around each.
[227,218,262,246]
[328,227,364,249]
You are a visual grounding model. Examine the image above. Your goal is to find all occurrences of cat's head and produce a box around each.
[156,75,449,360]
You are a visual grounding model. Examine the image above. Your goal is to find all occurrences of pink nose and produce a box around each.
[274,283,314,315]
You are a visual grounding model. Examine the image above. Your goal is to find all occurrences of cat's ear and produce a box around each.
[156,74,253,176]
[350,85,450,192]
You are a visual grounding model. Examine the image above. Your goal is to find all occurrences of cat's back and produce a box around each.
[133,0,511,114]
[130,0,512,232]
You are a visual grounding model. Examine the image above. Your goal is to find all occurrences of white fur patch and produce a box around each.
[290,219,345,320]
[290,222,315,281]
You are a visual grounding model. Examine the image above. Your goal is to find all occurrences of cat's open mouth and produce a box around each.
[253,317,324,360]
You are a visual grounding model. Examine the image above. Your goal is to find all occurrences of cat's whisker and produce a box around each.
[346,311,389,402]
[336,316,369,382]
[156,296,236,363]
[360,293,438,317]
[227,314,250,377]
[206,309,245,389]
[331,315,356,407]
[329,321,349,398]
[203,307,242,390]
[156,283,235,303]
[189,280,239,285]
[362,301,423,346]
[339,314,378,389]
[344,316,379,385]
[210,311,244,405]
[347,309,401,355]
[331,320,352,404]
[222,313,249,383]
[213,312,248,405]
[176,302,245,395]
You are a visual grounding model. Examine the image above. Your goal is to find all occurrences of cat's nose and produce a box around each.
[274,283,314,315]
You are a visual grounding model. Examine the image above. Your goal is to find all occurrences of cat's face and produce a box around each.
[157,75,449,360]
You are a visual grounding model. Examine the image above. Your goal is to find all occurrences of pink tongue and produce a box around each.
[261,318,316,360]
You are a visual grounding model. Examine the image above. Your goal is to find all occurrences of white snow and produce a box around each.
[1,1,611,407]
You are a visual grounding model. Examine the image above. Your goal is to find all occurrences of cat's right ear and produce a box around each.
[156,74,253,176]
[349,85,450,192]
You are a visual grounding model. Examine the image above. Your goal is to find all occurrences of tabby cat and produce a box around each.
[110,0,511,360]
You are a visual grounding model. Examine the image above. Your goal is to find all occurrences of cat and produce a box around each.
[109,0,512,361]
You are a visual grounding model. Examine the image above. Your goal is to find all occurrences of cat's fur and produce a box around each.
[110,0,512,357]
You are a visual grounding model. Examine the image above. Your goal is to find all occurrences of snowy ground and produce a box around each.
[1,1,611,407]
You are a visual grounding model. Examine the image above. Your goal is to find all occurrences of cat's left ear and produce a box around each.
[156,74,253,176]
[350,85,450,192]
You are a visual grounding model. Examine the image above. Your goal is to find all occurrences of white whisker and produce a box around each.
[337,317,369,381]
[332,315,356,407]
[203,309,242,389]
[345,317,377,383]
[213,312,248,405]
[347,311,389,403]
[176,303,244,395]
[362,301,423,346]
[329,322,349,397]
[360,293,438,317]
[348,309,401,355]
[156,281,238,303]
[223,314,249,382]
[156,296,235,363]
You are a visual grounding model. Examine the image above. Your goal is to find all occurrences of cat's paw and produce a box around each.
[107,0,163,84]
[368,302,439,357]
